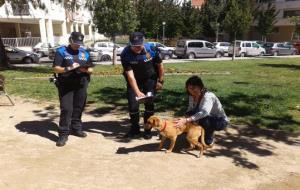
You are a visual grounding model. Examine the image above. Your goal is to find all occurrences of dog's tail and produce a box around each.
[199,127,213,148]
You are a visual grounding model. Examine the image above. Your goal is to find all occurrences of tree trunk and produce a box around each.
[0,35,9,69]
[232,33,236,61]
[112,35,117,66]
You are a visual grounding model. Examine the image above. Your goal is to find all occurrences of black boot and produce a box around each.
[72,129,87,138]
[123,112,141,139]
[143,129,152,140]
[123,127,141,139]
[56,135,68,147]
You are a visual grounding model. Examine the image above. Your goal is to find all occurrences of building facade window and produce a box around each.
[283,10,300,17]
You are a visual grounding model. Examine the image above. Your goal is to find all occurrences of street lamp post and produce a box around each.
[162,21,166,45]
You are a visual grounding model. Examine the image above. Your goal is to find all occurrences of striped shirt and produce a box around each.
[187,91,229,122]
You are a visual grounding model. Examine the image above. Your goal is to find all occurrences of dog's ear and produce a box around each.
[147,116,160,126]
[153,117,160,126]
[147,116,155,125]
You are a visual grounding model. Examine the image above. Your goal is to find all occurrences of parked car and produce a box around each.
[48,45,64,60]
[146,41,175,59]
[5,45,39,64]
[213,42,230,53]
[263,42,297,56]
[174,39,223,59]
[228,40,266,57]
[32,42,53,57]
[293,41,300,54]
[92,41,124,55]
[90,50,112,62]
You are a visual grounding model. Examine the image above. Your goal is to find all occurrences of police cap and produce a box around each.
[129,32,144,46]
[70,32,84,45]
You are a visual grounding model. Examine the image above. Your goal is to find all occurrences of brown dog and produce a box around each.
[145,115,211,157]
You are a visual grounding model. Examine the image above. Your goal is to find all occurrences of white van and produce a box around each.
[174,39,223,59]
[228,40,266,57]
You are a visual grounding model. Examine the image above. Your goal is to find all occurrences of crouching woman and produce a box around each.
[175,75,229,145]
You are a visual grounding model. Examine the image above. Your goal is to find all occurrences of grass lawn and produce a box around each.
[1,58,299,132]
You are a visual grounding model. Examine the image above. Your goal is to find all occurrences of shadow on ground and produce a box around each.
[260,63,300,70]
[15,120,58,142]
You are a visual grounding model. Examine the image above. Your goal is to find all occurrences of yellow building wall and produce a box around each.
[269,26,295,42]
[19,23,40,37]
[53,23,62,36]
[249,25,296,42]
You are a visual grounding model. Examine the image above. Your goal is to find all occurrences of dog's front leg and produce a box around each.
[158,136,166,150]
[166,136,177,153]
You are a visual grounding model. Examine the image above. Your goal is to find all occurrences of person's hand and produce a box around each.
[156,81,163,90]
[136,91,146,98]
[65,62,80,72]
[71,62,80,69]
[174,118,187,128]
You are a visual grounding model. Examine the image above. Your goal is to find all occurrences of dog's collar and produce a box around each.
[160,121,167,132]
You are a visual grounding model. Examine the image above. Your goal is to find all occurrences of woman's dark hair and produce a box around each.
[185,75,206,95]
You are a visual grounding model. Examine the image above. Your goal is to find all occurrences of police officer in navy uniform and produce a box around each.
[121,32,164,139]
[53,32,94,147]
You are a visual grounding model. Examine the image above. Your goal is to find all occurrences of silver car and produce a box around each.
[175,39,223,59]
[213,42,230,53]
[5,46,39,64]
[263,42,297,56]
[32,42,53,57]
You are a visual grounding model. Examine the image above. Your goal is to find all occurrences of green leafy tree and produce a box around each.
[136,0,162,38]
[224,0,253,59]
[200,0,226,41]
[288,16,300,40]
[159,0,182,39]
[179,0,202,38]
[256,2,279,42]
[93,0,138,65]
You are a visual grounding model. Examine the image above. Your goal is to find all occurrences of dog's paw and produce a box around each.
[165,149,172,153]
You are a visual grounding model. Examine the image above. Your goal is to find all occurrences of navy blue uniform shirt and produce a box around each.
[121,43,162,81]
[52,45,93,78]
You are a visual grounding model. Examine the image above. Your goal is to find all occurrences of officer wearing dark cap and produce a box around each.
[53,31,94,147]
[121,32,165,139]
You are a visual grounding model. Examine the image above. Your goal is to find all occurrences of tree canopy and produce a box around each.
[256,2,279,42]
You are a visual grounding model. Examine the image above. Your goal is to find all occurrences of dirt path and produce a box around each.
[0,97,299,190]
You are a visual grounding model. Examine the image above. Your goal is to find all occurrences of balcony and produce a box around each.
[12,4,30,16]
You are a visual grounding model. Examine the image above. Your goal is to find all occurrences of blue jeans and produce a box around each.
[197,116,228,144]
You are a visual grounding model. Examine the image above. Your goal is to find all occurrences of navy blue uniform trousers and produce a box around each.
[57,77,89,135]
[127,78,156,131]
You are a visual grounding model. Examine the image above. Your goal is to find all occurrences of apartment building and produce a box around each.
[251,0,300,42]
[0,0,103,48]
